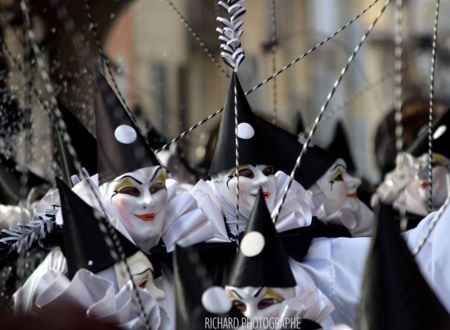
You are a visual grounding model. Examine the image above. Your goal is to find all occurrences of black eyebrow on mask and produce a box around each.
[331,163,347,172]
[230,289,243,299]
[115,175,143,185]
[253,287,264,297]
[149,166,163,182]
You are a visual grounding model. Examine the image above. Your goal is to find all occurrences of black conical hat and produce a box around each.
[209,73,272,176]
[228,189,296,288]
[254,116,337,189]
[174,244,215,330]
[95,72,161,184]
[295,112,305,135]
[327,121,355,172]
[58,103,97,176]
[0,155,49,204]
[56,178,138,279]
[357,202,450,330]
[408,108,450,158]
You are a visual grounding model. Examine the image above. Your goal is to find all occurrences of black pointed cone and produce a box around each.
[357,202,450,330]
[174,245,215,330]
[95,72,161,184]
[0,155,49,204]
[327,121,355,172]
[254,116,337,189]
[295,112,305,135]
[0,155,25,204]
[408,108,450,158]
[228,189,296,288]
[209,73,272,176]
[146,126,167,150]
[58,103,97,175]
[56,178,138,279]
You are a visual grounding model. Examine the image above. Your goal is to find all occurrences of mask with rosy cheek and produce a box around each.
[99,167,168,246]
[213,165,277,222]
[374,152,416,204]
[226,286,295,320]
[414,165,450,209]
[311,160,362,216]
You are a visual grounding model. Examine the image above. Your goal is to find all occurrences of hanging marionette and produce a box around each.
[14,178,169,329]
[7,70,221,329]
[189,1,374,245]
[373,108,450,229]
[224,190,333,329]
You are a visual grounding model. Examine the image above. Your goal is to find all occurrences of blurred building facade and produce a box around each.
[3,0,450,183]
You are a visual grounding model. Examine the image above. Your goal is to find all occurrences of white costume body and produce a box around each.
[191,171,336,327]
[13,174,214,330]
[302,209,450,328]
[191,169,450,328]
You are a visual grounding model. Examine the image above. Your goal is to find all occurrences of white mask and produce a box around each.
[373,152,416,205]
[212,165,277,235]
[309,159,374,235]
[225,286,295,320]
[99,166,168,251]
[416,154,450,208]
[309,159,361,215]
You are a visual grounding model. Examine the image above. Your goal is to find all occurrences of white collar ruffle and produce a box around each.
[190,171,314,241]
[34,268,169,330]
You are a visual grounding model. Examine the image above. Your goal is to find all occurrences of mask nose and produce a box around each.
[140,190,153,209]
[243,303,256,318]
[253,169,269,187]
[344,173,361,191]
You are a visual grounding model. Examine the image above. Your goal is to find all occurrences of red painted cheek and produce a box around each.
[114,198,132,225]
[329,183,348,200]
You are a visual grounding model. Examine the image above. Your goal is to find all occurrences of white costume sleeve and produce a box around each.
[274,171,313,231]
[33,268,170,330]
[190,180,230,241]
[300,208,450,328]
[14,248,67,313]
[161,186,215,251]
[403,209,450,311]
[289,260,335,325]
[300,236,370,327]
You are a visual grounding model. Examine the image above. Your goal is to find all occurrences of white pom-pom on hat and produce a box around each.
[237,122,255,140]
[240,231,265,257]
[114,124,137,144]
[202,286,232,314]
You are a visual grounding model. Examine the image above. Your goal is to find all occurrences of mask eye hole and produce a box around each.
[262,166,274,176]
[257,298,282,310]
[150,182,165,194]
[232,300,247,312]
[238,168,254,178]
[334,173,343,181]
[431,160,444,167]
[118,186,140,197]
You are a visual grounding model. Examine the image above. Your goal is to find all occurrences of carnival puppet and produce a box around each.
[372,109,450,228]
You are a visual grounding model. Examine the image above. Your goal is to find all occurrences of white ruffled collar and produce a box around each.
[190,171,314,241]
[34,268,169,329]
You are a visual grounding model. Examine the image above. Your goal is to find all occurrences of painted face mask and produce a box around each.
[373,152,416,205]
[309,159,373,235]
[310,159,361,214]
[99,166,168,250]
[400,154,450,216]
[226,286,295,320]
[212,165,277,235]
[403,153,450,213]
